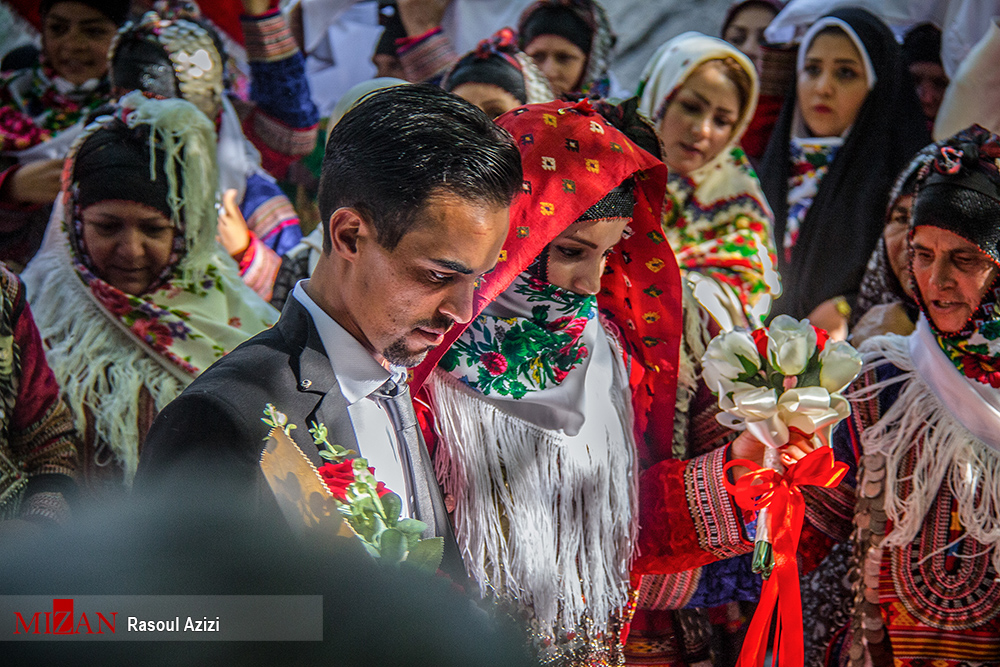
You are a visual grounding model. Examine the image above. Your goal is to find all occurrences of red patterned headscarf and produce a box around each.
[414,99,682,465]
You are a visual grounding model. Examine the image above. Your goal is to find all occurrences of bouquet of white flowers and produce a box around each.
[701,315,862,576]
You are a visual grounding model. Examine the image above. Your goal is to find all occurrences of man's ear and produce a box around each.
[327,207,367,259]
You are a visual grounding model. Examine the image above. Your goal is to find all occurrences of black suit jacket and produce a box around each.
[135,297,465,577]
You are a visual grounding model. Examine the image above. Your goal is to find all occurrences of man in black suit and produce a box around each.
[134,85,522,560]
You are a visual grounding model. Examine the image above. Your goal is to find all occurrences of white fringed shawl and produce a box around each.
[428,324,637,637]
[856,315,1000,572]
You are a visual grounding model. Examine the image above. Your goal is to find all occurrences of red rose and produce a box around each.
[812,326,829,352]
[318,460,356,502]
[375,481,391,498]
[751,328,769,360]
[480,351,508,376]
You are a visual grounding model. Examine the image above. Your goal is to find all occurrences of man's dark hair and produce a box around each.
[319,84,522,252]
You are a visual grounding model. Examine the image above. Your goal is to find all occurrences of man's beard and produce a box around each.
[381,315,454,368]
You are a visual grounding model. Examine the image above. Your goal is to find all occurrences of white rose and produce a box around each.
[818,340,864,394]
[702,330,762,395]
[767,315,816,376]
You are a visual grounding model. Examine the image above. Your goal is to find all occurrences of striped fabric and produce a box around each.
[684,446,751,559]
[238,233,282,302]
[241,9,298,63]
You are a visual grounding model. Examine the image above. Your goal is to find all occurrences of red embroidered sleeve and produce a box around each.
[634,446,752,575]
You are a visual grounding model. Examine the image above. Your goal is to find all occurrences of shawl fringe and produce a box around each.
[428,338,636,636]
[24,241,187,485]
[854,334,1000,573]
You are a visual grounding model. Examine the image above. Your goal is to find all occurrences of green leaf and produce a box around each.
[403,537,444,574]
[379,528,405,564]
[361,540,380,559]
[396,518,428,535]
[380,492,402,524]
[736,354,759,377]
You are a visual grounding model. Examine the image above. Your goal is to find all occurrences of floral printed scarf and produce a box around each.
[0,65,110,152]
[785,137,841,264]
[440,272,597,400]
[637,32,778,323]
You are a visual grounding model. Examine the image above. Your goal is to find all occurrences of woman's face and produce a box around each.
[546,216,630,296]
[723,3,777,73]
[658,61,741,176]
[42,2,118,86]
[798,31,870,138]
[80,200,177,296]
[884,194,914,297]
[450,82,522,120]
[524,34,587,97]
[911,225,998,333]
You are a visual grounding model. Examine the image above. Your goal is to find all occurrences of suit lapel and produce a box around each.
[274,298,360,465]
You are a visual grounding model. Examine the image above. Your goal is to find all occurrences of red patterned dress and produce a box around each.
[0,264,78,524]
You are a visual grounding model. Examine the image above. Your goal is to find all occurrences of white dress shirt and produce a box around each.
[292,281,413,517]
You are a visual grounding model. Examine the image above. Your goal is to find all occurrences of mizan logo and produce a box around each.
[14,599,116,635]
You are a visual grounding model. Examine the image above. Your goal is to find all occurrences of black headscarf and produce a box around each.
[73,118,176,220]
[901,23,942,68]
[40,0,130,25]
[758,7,930,320]
[444,30,528,104]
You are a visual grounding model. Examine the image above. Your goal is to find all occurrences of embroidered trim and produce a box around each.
[239,234,280,302]
[250,110,317,158]
[20,490,71,525]
[684,446,750,559]
[635,570,701,611]
[889,456,1000,631]
[241,10,298,63]
[245,193,299,240]
[399,30,456,82]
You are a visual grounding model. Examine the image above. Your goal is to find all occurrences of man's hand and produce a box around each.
[2,159,63,206]
[216,188,251,258]
[397,0,452,37]
[729,427,817,481]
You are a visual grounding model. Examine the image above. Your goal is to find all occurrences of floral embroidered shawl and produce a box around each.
[441,273,596,399]
[637,32,779,324]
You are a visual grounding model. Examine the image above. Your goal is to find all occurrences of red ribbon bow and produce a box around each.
[723,447,849,667]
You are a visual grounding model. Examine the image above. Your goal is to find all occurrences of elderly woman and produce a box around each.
[638,31,779,329]
[0,0,129,268]
[635,125,1000,667]
[22,93,277,494]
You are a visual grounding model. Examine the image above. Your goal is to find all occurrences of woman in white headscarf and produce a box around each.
[638,32,779,329]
